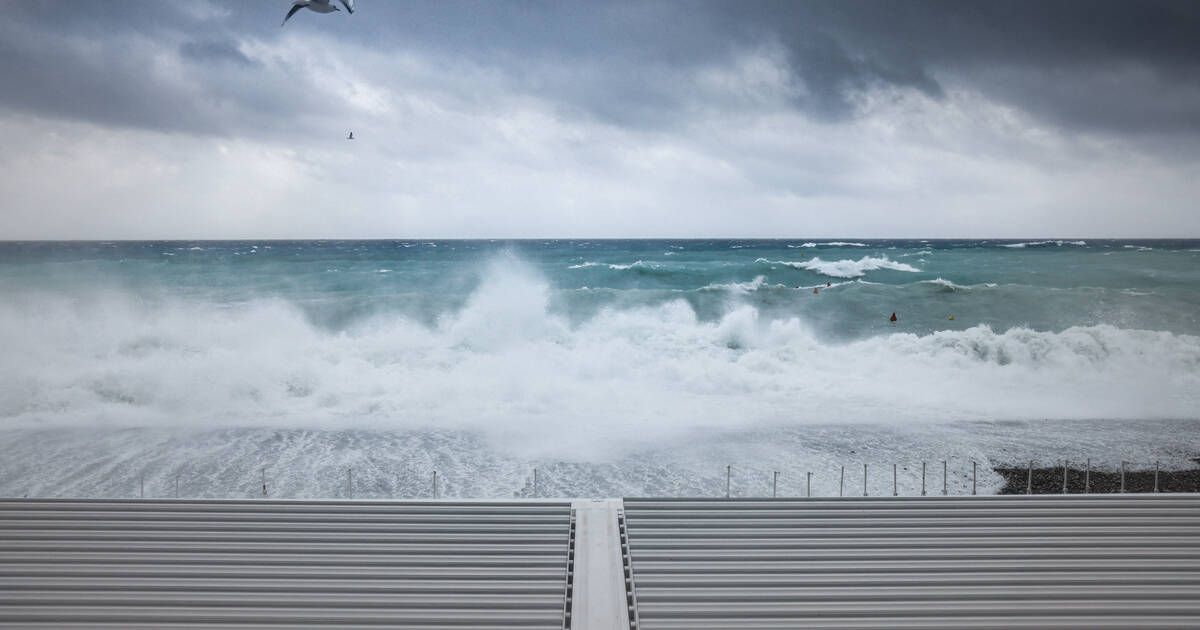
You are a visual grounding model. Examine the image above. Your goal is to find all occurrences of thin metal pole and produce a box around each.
[921,462,926,496]
[892,463,898,497]
[1026,460,1033,495]
[261,468,267,498]
[433,470,439,499]
[942,461,947,496]
[772,471,778,498]
[972,461,977,495]
[347,468,353,499]
[839,466,844,497]
[175,474,180,499]
[139,474,144,499]
[725,465,731,498]
[1120,461,1127,493]
[1155,461,1160,493]
[1085,458,1091,494]
[533,468,539,498]
[1062,461,1068,494]
[863,463,868,497]
[806,472,812,498]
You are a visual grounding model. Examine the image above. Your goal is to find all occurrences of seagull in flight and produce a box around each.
[282,0,355,26]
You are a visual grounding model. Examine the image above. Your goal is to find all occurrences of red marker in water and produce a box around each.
[890,312,897,322]
[813,288,819,294]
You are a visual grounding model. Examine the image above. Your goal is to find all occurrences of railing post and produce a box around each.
[433,470,439,499]
[772,471,778,498]
[140,474,144,499]
[1085,458,1091,494]
[262,468,267,498]
[1026,460,1033,495]
[347,468,353,499]
[942,460,948,496]
[1120,461,1127,493]
[839,466,844,497]
[1155,461,1160,493]
[892,463,898,497]
[806,472,812,498]
[863,463,868,497]
[921,462,927,496]
[1062,461,1068,494]
[533,468,539,498]
[972,461,977,496]
[175,474,180,499]
[725,465,731,498]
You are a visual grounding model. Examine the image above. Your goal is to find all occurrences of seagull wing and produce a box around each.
[338,0,355,14]
[281,3,304,26]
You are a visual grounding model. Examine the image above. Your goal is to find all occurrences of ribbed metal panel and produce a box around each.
[623,495,1200,629]
[0,499,572,629]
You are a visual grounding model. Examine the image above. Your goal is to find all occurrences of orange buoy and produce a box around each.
[890,312,897,322]
[826,282,831,287]
[949,315,955,321]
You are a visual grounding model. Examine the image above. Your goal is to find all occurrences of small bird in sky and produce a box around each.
[347,132,355,140]
[282,0,355,26]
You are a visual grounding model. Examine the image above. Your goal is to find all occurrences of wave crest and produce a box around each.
[760,255,920,278]
[2,260,1197,456]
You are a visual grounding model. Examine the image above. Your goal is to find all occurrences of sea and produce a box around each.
[1,239,1198,499]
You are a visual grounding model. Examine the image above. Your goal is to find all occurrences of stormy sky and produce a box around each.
[0,0,1197,239]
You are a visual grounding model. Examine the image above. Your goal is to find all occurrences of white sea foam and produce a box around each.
[921,277,968,291]
[1001,240,1087,248]
[569,260,659,270]
[760,255,920,278]
[700,275,771,293]
[2,257,1198,464]
[791,241,867,248]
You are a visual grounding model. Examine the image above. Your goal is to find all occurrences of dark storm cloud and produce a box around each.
[0,0,1197,137]
[739,0,1200,131]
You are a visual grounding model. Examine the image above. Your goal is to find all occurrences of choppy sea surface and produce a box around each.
[1,239,1198,498]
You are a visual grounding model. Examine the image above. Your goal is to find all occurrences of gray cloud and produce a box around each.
[1,0,1197,139]
[180,39,257,67]
[0,0,1198,239]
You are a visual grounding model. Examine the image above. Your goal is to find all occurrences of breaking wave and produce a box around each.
[759,255,920,278]
[2,257,1198,459]
[1001,240,1088,248]
[792,242,868,248]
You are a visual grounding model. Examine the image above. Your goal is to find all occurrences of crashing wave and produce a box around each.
[1001,240,1087,248]
[759,255,919,278]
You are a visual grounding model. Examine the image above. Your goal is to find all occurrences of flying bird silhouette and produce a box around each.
[282,0,355,26]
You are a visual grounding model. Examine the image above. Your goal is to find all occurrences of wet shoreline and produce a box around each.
[995,460,1200,494]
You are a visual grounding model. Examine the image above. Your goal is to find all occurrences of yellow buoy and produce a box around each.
[948,315,955,321]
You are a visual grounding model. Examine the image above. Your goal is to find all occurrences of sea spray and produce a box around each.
[2,256,1198,459]
[2,239,1199,498]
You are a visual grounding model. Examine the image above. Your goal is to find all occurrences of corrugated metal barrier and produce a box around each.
[623,495,1200,629]
[0,498,573,629]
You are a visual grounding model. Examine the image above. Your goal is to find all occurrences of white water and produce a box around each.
[760,255,921,278]
[3,257,1199,465]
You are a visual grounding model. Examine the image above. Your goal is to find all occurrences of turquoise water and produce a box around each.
[1,239,1197,497]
